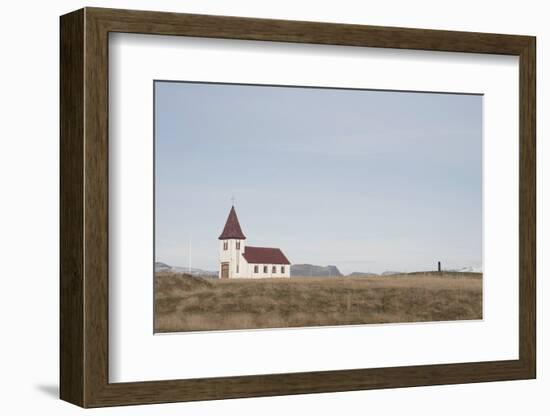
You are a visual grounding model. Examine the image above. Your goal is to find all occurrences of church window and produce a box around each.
[236,241,240,250]
[281,266,285,274]
[223,241,228,250]
[272,266,276,273]
[254,265,258,273]
[263,265,268,273]
[236,265,239,273]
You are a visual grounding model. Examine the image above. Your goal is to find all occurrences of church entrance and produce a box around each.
[221,262,229,279]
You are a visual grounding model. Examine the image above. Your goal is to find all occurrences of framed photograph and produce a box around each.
[60,7,536,407]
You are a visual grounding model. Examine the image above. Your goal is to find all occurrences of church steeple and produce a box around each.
[218,206,246,240]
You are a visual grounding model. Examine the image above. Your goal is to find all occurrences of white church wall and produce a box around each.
[220,256,291,279]
[218,236,290,279]
[240,262,290,279]
[217,206,290,279]
[219,239,290,279]
[218,239,247,278]
[234,239,245,277]
[227,260,253,279]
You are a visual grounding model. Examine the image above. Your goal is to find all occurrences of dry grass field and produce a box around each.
[154,271,482,333]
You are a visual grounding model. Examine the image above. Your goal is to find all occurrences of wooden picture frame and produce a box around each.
[60,7,536,408]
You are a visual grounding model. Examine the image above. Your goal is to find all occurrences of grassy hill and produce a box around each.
[154,271,482,333]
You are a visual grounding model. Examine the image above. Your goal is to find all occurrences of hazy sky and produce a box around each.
[155,81,482,274]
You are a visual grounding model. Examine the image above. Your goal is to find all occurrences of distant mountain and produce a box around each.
[291,264,342,277]
[154,261,218,277]
[171,266,219,277]
[347,272,378,277]
[379,269,483,276]
[381,271,401,276]
[448,266,483,273]
[155,262,171,272]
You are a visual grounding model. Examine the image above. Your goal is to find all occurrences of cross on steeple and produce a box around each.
[230,195,236,206]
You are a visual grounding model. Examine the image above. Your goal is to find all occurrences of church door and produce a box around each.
[221,262,229,279]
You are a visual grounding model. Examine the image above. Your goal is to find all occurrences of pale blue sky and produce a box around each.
[155,81,482,274]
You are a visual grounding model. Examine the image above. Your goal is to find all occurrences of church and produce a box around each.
[218,206,291,279]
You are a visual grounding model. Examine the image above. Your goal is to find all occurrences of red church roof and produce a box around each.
[218,206,246,240]
[243,246,290,265]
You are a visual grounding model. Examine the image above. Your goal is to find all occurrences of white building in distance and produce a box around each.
[218,206,291,279]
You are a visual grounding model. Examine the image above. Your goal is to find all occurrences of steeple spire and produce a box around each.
[218,206,246,240]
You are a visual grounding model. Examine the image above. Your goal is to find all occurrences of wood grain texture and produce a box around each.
[518,38,536,375]
[83,10,110,406]
[59,8,84,406]
[59,7,537,408]
[89,7,532,54]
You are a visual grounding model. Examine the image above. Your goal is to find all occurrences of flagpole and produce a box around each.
[188,233,192,274]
